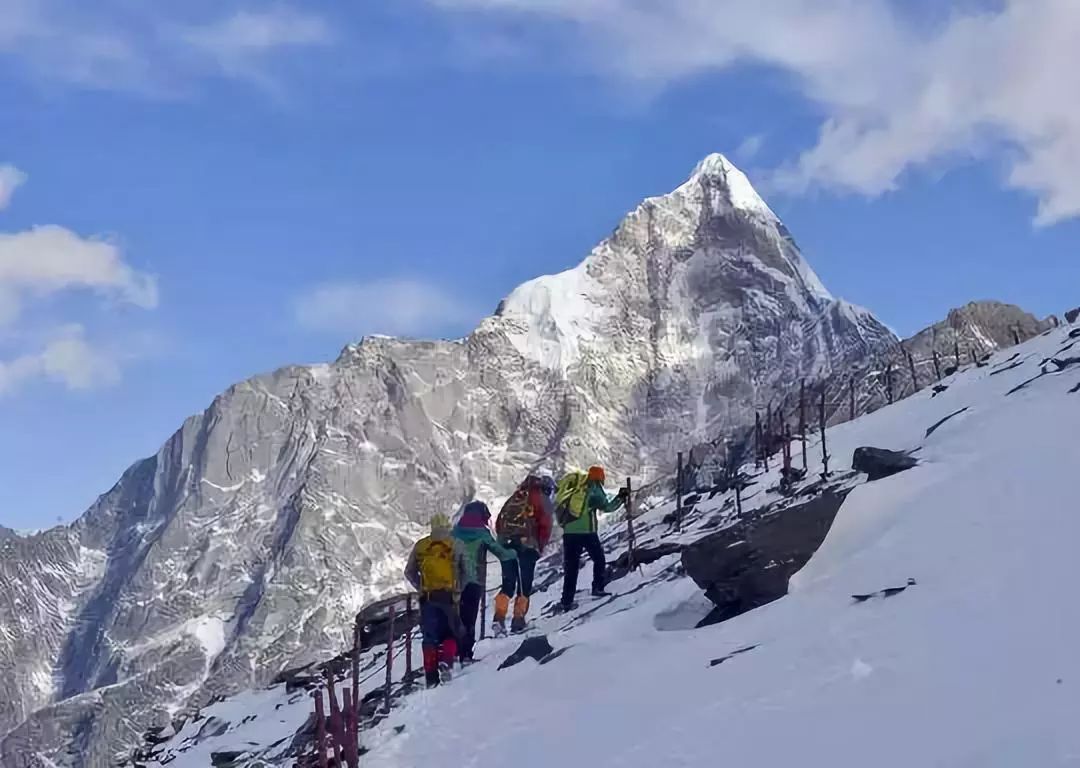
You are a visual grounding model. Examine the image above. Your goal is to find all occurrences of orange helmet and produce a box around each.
[587,465,606,484]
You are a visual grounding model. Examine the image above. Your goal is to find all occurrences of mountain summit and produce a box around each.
[4,155,900,766]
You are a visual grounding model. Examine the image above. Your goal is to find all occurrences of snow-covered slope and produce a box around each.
[143,322,1080,767]
[0,154,1054,767]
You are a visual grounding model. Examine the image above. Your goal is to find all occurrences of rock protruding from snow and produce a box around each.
[681,489,851,626]
[852,447,919,481]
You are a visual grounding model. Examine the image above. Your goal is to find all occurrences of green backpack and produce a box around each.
[555,472,589,527]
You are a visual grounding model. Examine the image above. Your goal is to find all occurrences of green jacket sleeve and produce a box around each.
[587,484,625,514]
[483,530,518,561]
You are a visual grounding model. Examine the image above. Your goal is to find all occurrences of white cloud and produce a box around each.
[0,165,27,210]
[0,325,120,395]
[294,279,476,339]
[0,225,158,325]
[428,0,1080,225]
[0,218,157,395]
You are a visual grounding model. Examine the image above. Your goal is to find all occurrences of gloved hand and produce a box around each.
[617,487,630,500]
[507,549,519,560]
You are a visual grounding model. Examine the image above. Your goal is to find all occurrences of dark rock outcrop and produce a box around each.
[499,636,556,671]
[852,447,918,481]
[682,489,850,627]
[1065,307,1079,325]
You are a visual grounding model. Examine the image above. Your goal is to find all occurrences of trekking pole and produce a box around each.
[625,477,638,572]
[479,553,487,641]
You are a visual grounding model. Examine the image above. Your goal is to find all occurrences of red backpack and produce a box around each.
[496,476,542,542]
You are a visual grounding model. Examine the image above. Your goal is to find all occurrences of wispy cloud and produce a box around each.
[294,279,477,339]
[0,165,28,210]
[177,7,333,88]
[735,135,764,164]
[0,224,158,326]
[428,0,1080,226]
[0,1,332,94]
[0,169,158,395]
[0,325,120,395]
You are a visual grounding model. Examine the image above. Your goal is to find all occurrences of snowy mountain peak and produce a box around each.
[495,153,852,375]
[684,152,778,221]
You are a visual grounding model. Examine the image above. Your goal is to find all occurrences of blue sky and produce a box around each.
[1,0,1078,530]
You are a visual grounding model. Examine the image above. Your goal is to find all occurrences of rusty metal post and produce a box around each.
[384,605,396,715]
[933,350,943,381]
[954,339,961,368]
[798,379,807,471]
[404,596,413,681]
[351,619,360,718]
[675,452,684,532]
[342,687,357,768]
[886,363,894,404]
[907,350,918,394]
[324,671,343,767]
[1012,327,1021,346]
[625,477,637,570]
[735,479,743,516]
[314,689,329,768]
[754,413,762,469]
[819,387,830,479]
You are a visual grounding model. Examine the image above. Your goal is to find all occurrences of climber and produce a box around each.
[452,500,518,662]
[557,465,627,612]
[493,475,554,635]
[404,513,467,687]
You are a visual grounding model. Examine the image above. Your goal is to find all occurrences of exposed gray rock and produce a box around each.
[682,489,850,626]
[852,447,918,481]
[1065,307,1079,325]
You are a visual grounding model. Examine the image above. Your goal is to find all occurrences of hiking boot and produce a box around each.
[510,615,527,634]
[591,588,611,598]
[438,662,453,685]
[425,670,440,688]
[557,601,578,614]
[492,621,507,638]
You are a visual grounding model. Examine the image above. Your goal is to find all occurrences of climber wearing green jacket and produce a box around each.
[452,501,517,662]
[559,465,627,611]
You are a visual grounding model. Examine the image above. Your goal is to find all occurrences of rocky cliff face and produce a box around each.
[2,154,902,766]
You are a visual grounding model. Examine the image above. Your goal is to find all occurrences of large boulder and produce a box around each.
[681,490,850,626]
[1066,307,1079,325]
[852,447,918,481]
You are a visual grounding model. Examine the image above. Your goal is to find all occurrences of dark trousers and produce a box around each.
[458,583,483,661]
[561,532,606,606]
[498,542,540,598]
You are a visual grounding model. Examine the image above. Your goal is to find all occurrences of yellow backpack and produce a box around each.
[416,536,457,593]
